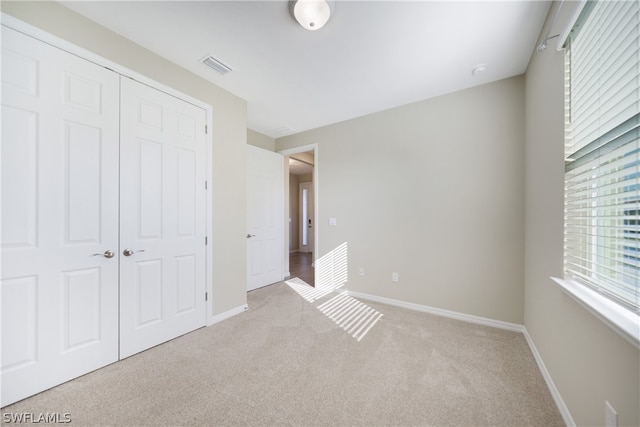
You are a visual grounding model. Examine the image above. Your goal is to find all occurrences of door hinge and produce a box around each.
[205,292,208,301]
[205,236,208,246]
[205,180,208,190]
[205,125,208,135]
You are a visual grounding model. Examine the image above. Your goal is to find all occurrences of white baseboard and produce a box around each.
[344,289,574,426]
[345,290,523,332]
[207,304,248,326]
[522,328,576,426]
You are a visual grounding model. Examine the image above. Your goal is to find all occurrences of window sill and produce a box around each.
[551,277,640,349]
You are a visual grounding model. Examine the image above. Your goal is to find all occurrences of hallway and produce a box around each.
[289,252,314,286]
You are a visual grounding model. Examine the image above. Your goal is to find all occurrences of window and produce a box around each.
[564,0,639,314]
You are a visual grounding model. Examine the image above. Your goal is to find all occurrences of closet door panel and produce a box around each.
[1,27,120,407]
[119,77,207,359]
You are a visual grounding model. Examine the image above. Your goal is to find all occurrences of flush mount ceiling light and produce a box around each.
[289,0,333,31]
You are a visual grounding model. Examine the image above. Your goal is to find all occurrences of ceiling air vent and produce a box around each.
[202,55,232,75]
[273,126,295,136]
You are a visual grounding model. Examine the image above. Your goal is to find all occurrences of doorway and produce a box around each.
[281,146,317,287]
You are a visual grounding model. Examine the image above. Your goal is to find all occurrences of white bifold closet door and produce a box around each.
[119,77,207,359]
[1,26,120,406]
[1,26,207,407]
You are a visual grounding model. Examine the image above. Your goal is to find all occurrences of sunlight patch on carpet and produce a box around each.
[286,242,383,341]
[285,277,343,302]
[286,279,383,342]
[317,292,383,341]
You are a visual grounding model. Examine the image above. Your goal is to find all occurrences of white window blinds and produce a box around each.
[564,0,640,313]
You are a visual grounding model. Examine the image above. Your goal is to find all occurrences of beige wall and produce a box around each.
[277,76,526,324]
[298,173,313,183]
[247,129,275,151]
[1,1,249,316]
[524,13,640,427]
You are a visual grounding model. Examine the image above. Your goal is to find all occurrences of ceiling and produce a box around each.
[60,1,551,139]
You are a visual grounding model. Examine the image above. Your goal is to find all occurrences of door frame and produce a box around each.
[2,14,216,326]
[278,144,319,278]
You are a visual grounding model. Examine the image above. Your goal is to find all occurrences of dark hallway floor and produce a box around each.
[289,252,314,286]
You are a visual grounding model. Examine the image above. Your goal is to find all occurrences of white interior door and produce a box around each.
[247,145,284,291]
[119,77,207,359]
[1,27,120,406]
[299,182,314,254]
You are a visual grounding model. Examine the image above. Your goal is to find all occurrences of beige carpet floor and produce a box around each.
[1,281,564,426]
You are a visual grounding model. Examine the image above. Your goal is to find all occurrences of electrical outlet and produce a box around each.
[605,401,617,427]
[392,272,399,282]
[358,267,364,276]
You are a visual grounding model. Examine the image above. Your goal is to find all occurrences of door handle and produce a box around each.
[123,248,145,257]
[93,250,115,259]
[247,234,255,238]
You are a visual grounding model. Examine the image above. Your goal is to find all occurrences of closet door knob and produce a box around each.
[93,250,115,259]
[123,248,145,256]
